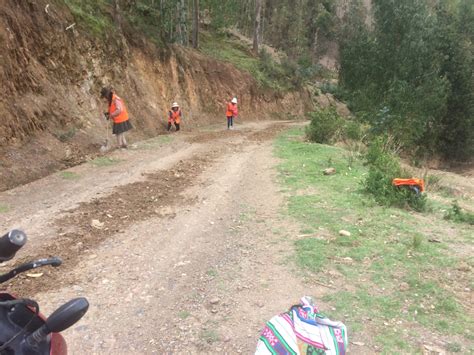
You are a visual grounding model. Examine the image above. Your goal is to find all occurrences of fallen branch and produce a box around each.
[312,280,335,289]
[66,23,76,31]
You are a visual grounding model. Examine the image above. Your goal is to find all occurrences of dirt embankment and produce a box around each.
[0,0,314,192]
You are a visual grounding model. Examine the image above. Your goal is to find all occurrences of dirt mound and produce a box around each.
[0,1,314,192]
[6,153,218,296]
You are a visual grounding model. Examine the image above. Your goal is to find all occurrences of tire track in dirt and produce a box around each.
[5,122,295,298]
[6,152,223,296]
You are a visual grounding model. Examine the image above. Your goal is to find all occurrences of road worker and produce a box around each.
[100,87,132,149]
[168,102,182,132]
[226,97,238,130]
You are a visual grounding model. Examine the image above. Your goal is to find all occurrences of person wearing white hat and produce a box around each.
[168,102,183,132]
[226,97,238,130]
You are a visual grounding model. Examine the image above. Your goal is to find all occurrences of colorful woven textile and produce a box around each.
[256,296,348,355]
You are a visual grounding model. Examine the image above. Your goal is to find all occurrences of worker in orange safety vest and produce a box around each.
[168,102,182,132]
[226,97,238,130]
[100,87,133,149]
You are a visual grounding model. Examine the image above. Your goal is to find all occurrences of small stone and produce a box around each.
[209,298,220,305]
[399,282,410,292]
[323,168,336,176]
[339,230,351,237]
[91,219,105,230]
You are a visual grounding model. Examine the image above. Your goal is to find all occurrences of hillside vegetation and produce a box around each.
[0,0,315,191]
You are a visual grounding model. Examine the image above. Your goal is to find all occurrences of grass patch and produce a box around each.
[206,269,218,277]
[178,310,190,320]
[200,33,293,92]
[137,135,174,150]
[53,127,77,142]
[0,204,10,213]
[90,157,121,167]
[275,128,473,352]
[64,0,112,36]
[59,171,81,180]
[199,328,220,344]
[444,201,474,225]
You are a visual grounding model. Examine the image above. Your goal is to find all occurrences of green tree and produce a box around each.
[340,0,473,160]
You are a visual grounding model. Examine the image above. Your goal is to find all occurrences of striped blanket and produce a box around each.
[256,296,348,355]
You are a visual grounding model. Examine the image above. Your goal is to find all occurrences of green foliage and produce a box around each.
[344,121,364,141]
[123,0,190,45]
[53,127,77,143]
[444,201,474,225]
[364,137,426,211]
[90,157,121,167]
[59,171,81,180]
[306,108,344,144]
[446,342,462,353]
[178,310,190,319]
[200,34,300,92]
[201,0,338,61]
[340,0,474,160]
[412,234,423,249]
[275,129,473,351]
[64,0,112,36]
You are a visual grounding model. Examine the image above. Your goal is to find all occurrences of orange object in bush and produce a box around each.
[392,178,425,192]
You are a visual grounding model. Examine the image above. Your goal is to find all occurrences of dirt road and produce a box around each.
[0,121,337,354]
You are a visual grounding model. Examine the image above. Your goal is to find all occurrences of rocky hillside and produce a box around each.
[0,0,315,191]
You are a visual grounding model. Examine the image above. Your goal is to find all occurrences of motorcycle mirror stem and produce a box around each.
[23,298,89,351]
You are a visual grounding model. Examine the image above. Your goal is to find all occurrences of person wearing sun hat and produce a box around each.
[226,97,238,130]
[167,102,183,132]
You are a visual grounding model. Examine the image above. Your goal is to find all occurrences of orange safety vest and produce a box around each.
[109,94,129,124]
[392,178,425,192]
[168,110,182,124]
[226,103,238,117]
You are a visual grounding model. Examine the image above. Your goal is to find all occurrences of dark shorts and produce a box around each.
[113,120,133,135]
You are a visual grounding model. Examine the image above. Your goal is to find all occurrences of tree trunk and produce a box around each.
[253,0,262,54]
[113,0,122,29]
[192,0,199,48]
[176,0,188,45]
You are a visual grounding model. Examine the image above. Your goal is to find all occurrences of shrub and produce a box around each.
[444,201,474,225]
[306,108,344,144]
[364,137,427,211]
[53,127,77,142]
[320,81,345,101]
[344,121,364,141]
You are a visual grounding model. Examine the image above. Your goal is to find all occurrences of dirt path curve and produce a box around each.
[0,121,343,354]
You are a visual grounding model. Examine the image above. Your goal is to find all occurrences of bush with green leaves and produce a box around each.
[364,137,427,211]
[444,202,474,225]
[306,108,344,144]
[344,121,365,141]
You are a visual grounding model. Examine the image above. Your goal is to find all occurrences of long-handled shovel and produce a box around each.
[100,113,111,153]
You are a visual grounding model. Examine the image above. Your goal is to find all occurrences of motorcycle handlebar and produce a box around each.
[0,257,62,284]
[0,230,27,263]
